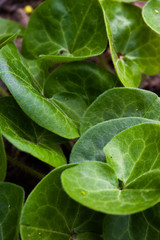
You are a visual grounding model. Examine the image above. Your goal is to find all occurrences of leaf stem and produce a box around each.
[7,155,45,180]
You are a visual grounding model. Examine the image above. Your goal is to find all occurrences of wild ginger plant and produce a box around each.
[0,0,160,239]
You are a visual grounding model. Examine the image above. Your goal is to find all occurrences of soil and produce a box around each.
[0,0,160,197]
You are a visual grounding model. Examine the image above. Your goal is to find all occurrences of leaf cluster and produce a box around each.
[0,0,160,239]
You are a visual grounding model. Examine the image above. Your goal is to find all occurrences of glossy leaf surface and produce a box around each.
[20,165,104,240]
[0,133,6,181]
[143,0,160,34]
[0,43,83,138]
[44,61,120,105]
[62,123,160,215]
[81,88,160,133]
[103,203,160,240]
[99,1,160,87]
[0,182,24,240]
[70,117,159,164]
[22,0,107,63]
[0,97,66,167]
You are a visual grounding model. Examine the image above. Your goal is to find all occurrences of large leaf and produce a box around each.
[0,43,85,139]
[80,88,160,133]
[103,203,160,240]
[62,123,160,215]
[22,0,107,63]
[143,0,160,34]
[0,17,24,48]
[20,165,104,240]
[0,182,24,240]
[0,97,66,167]
[0,133,6,181]
[44,61,120,105]
[99,1,160,87]
[70,117,160,164]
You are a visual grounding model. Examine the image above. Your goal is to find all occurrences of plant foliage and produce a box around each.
[0,0,160,239]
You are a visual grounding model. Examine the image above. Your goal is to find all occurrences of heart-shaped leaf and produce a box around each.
[81,88,160,133]
[143,0,160,34]
[103,203,160,239]
[0,17,24,48]
[99,1,160,87]
[0,97,66,167]
[20,165,104,240]
[22,0,107,63]
[44,61,120,105]
[62,123,160,215]
[0,43,83,138]
[70,117,160,164]
[0,182,24,240]
[0,133,6,181]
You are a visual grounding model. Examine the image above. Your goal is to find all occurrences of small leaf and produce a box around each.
[0,17,24,47]
[44,61,120,105]
[62,123,160,215]
[0,32,19,49]
[22,0,107,63]
[0,97,66,167]
[70,117,160,164]
[20,165,104,240]
[0,182,24,240]
[99,1,160,87]
[103,203,160,240]
[0,133,6,181]
[143,0,160,34]
[81,88,160,133]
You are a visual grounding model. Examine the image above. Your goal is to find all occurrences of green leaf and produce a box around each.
[44,61,120,105]
[0,17,24,47]
[22,0,107,63]
[0,133,7,181]
[0,32,18,49]
[24,58,49,89]
[0,43,83,139]
[20,165,104,240]
[112,0,147,2]
[81,88,160,134]
[143,0,160,34]
[62,123,160,215]
[76,233,102,240]
[70,117,160,164]
[0,182,24,240]
[103,203,160,240]
[99,1,160,87]
[103,215,131,240]
[0,97,66,167]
